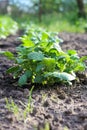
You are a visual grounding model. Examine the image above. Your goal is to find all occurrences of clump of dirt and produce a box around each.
[0,32,87,130]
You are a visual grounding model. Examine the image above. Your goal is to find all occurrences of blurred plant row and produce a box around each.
[0,16,18,39]
[0,0,87,33]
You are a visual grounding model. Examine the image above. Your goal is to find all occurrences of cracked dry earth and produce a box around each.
[0,32,87,130]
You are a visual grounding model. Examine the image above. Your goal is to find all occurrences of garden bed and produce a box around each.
[0,32,87,130]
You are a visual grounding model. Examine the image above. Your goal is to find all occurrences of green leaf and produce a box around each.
[36,63,44,72]
[57,55,67,61]
[74,63,86,71]
[6,66,20,74]
[80,56,87,62]
[34,75,43,83]
[49,48,59,56]
[45,72,76,81]
[70,55,79,60]
[53,43,62,52]
[22,36,34,47]
[25,70,32,78]
[67,50,77,55]
[0,51,14,59]
[43,58,56,71]
[16,58,24,64]
[28,52,44,61]
[18,74,27,86]
[42,31,49,40]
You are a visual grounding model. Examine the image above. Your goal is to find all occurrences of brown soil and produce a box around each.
[0,32,87,130]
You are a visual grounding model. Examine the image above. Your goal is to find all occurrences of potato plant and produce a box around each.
[1,26,87,86]
[0,16,18,39]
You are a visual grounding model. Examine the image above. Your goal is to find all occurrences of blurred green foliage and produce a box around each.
[0,0,87,33]
[32,0,78,13]
[12,12,87,33]
[0,16,18,39]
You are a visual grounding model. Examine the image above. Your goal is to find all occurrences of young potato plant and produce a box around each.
[0,16,18,39]
[1,26,87,86]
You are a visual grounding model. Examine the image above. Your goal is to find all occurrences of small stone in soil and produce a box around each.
[64,109,72,115]
[65,98,72,104]
[43,100,51,107]
[44,114,53,119]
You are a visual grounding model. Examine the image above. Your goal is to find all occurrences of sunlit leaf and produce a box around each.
[53,42,62,52]
[80,56,87,62]
[45,72,76,81]
[0,51,14,59]
[67,50,77,55]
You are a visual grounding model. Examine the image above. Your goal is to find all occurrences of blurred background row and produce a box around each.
[0,0,87,32]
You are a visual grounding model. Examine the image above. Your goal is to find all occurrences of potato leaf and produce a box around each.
[25,70,32,78]
[53,42,62,52]
[43,58,56,71]
[18,74,27,86]
[45,72,76,81]
[0,51,14,59]
[67,50,77,55]
[80,56,87,62]
[34,75,44,83]
[28,52,44,61]
[6,66,20,74]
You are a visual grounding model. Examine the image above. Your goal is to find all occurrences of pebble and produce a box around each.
[43,100,51,107]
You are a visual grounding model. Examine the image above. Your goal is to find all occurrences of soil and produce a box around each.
[0,32,87,130]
